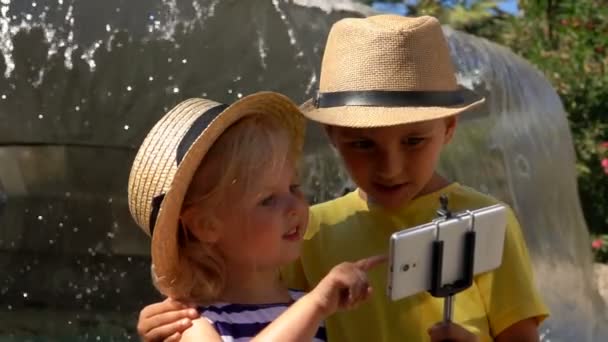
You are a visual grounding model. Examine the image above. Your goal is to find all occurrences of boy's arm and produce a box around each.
[137,298,200,342]
[475,208,549,337]
[495,318,539,342]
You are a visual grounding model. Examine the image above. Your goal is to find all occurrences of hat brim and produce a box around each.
[300,96,485,128]
[151,92,305,284]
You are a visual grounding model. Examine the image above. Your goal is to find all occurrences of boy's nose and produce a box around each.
[376,149,404,180]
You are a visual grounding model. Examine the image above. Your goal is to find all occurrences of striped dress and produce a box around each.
[198,290,327,342]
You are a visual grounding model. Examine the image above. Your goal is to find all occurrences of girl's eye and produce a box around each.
[260,195,276,207]
[404,137,425,146]
[347,140,374,149]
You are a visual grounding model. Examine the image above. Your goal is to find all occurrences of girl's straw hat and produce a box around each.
[302,15,485,127]
[127,92,305,280]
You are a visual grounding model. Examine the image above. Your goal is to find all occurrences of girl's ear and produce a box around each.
[181,213,220,243]
[443,115,458,144]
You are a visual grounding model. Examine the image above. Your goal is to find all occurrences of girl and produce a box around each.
[128,92,384,341]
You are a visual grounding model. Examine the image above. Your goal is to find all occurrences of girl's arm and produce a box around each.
[179,318,223,342]
[253,255,386,342]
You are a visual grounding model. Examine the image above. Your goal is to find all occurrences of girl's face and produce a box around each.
[213,160,309,271]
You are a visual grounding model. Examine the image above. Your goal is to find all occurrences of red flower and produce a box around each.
[602,158,608,168]
[592,238,603,249]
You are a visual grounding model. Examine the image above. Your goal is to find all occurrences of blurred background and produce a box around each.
[0,0,606,341]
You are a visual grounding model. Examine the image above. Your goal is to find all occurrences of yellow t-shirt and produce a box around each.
[284,183,549,342]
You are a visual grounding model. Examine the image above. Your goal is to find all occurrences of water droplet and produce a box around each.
[107,232,115,239]
[167,58,173,63]
[173,87,180,93]
[65,192,71,197]
[168,75,174,81]
[58,0,63,5]
[148,14,155,20]
[32,2,37,7]
[68,320,72,325]
[23,292,28,298]
[227,89,233,94]
[75,105,80,111]
[75,293,82,299]
[37,215,43,221]
[181,59,187,64]
[1,94,6,100]
[38,114,44,119]
[49,239,54,245]
[25,14,32,21]
[106,24,111,32]
[107,91,112,97]
[148,76,154,81]
[7,305,12,310]
[237,93,243,98]
[58,222,64,228]
[126,86,132,91]
[123,125,129,130]
[73,227,79,232]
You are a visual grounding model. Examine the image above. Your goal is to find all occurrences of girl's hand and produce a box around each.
[137,298,199,342]
[428,321,480,342]
[308,255,386,317]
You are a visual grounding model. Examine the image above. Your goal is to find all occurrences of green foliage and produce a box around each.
[500,0,608,234]
[591,234,608,263]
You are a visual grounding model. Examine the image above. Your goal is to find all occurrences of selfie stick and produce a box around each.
[430,195,476,323]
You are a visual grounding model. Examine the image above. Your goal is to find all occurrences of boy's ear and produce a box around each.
[443,115,458,144]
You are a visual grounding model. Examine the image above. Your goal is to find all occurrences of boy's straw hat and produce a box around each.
[302,15,485,127]
[127,92,305,281]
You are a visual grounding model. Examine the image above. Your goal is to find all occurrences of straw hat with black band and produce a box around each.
[301,15,485,127]
[128,92,305,282]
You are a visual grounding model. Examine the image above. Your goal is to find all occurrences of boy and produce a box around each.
[137,15,548,342]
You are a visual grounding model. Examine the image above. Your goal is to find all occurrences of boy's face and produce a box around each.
[326,117,457,210]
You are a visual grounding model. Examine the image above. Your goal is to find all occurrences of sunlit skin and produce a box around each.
[325,117,457,211]
[185,159,309,304]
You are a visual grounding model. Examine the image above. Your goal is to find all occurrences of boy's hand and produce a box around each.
[137,298,199,342]
[428,321,480,342]
[308,255,386,317]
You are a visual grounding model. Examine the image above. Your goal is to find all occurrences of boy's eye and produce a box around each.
[290,184,302,194]
[260,195,276,207]
[403,137,425,146]
[347,140,374,149]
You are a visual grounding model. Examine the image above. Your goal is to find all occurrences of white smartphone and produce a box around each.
[387,204,507,301]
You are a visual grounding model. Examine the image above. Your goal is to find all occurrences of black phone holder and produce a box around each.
[430,195,477,322]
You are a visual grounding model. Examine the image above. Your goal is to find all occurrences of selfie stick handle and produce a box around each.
[431,195,476,323]
[443,295,454,322]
